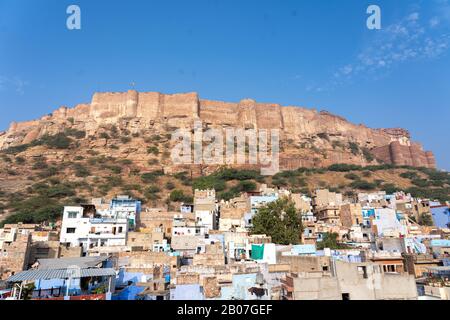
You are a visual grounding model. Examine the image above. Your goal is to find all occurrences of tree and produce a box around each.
[251,198,302,245]
[317,232,348,250]
[418,213,434,226]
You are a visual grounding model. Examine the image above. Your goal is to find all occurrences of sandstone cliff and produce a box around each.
[0,90,436,170]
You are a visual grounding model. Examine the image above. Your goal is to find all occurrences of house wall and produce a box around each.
[292,276,341,300]
[340,204,363,228]
[334,260,417,300]
[170,284,204,300]
[0,233,31,279]
[277,255,332,273]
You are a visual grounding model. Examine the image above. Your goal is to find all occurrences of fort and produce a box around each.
[371,141,436,168]
[0,90,436,169]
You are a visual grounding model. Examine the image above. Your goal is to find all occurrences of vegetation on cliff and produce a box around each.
[0,129,448,226]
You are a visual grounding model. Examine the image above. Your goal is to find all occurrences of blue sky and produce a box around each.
[0,0,449,169]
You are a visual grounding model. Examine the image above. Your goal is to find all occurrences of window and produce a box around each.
[67,211,78,219]
[66,228,76,234]
[342,293,350,300]
[119,227,123,233]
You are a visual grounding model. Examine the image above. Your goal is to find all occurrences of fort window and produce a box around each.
[66,228,76,234]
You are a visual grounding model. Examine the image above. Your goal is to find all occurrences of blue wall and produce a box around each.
[171,284,204,300]
[112,285,145,300]
[431,206,450,229]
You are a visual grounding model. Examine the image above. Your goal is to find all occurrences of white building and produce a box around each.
[172,214,206,237]
[372,208,407,238]
[194,189,218,232]
[60,205,128,254]
[358,191,387,205]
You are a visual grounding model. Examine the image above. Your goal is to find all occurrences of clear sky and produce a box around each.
[0,0,449,169]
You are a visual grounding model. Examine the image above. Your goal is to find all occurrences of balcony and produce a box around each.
[89,218,127,224]
[87,232,125,239]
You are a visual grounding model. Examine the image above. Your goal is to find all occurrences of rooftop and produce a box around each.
[37,256,109,270]
[7,268,116,282]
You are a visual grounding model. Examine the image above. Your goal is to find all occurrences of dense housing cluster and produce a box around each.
[0,184,449,300]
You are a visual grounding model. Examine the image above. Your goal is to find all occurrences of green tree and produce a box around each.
[317,232,348,250]
[251,198,302,245]
[418,213,434,226]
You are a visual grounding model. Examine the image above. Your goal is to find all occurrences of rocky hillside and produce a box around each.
[0,90,436,170]
[0,90,446,225]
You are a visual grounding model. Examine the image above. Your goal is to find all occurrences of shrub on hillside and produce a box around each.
[64,128,86,139]
[39,133,73,149]
[120,136,131,144]
[169,190,192,203]
[15,156,26,164]
[147,146,159,155]
[348,142,360,156]
[141,170,164,183]
[73,163,90,177]
[400,171,420,180]
[362,148,375,162]
[350,180,376,190]
[165,181,175,190]
[344,173,360,181]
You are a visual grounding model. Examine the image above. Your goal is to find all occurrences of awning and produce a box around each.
[7,268,116,283]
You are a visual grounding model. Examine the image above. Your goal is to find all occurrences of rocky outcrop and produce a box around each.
[372,142,436,168]
[0,90,436,169]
